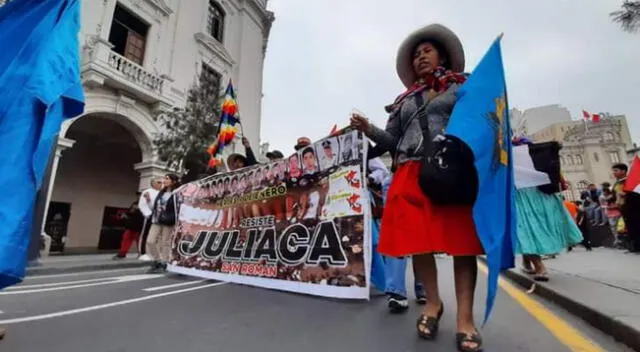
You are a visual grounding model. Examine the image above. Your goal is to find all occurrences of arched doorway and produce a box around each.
[49,114,150,252]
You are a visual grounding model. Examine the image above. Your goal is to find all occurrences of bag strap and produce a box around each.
[392,93,427,169]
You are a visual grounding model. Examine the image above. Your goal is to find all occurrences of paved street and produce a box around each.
[0,257,631,352]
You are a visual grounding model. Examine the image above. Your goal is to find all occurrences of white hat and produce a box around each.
[396,24,465,88]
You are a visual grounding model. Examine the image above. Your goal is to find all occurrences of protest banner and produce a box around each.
[168,130,371,299]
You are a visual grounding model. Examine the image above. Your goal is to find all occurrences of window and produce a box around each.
[207,0,225,42]
[609,152,620,163]
[593,152,599,163]
[201,64,222,96]
[108,4,149,65]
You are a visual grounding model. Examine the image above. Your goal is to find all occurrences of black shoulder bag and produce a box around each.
[414,95,478,206]
[153,191,177,226]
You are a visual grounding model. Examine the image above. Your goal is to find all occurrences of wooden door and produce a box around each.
[124,31,146,65]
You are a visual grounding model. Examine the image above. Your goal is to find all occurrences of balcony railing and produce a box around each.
[82,35,172,106]
[107,51,163,94]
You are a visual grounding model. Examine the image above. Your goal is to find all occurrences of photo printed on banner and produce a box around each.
[316,137,340,171]
[300,145,320,176]
[338,130,358,164]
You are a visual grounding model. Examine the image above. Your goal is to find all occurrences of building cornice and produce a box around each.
[194,32,236,67]
[238,0,275,31]
[142,0,173,17]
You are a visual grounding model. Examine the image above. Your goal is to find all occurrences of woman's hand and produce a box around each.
[350,113,372,134]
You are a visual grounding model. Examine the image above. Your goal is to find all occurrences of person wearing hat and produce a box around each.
[294,136,311,151]
[351,24,484,351]
[266,150,284,161]
[319,139,338,170]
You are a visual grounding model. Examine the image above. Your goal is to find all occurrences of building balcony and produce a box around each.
[81,35,173,107]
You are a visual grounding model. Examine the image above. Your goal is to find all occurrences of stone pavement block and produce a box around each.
[499,247,640,351]
[545,247,640,293]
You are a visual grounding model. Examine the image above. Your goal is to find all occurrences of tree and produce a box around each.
[153,72,221,175]
[611,1,640,33]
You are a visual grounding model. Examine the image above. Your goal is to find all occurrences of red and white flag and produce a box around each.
[582,110,601,123]
[624,156,640,194]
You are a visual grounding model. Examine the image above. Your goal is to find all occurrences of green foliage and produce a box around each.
[153,73,221,171]
[611,1,640,32]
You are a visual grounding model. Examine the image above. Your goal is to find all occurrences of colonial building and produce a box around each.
[510,104,573,136]
[530,116,634,199]
[35,0,274,252]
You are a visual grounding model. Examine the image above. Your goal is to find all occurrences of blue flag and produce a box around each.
[445,36,516,323]
[0,0,85,289]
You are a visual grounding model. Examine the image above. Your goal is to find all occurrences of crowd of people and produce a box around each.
[102,23,640,352]
[565,163,640,253]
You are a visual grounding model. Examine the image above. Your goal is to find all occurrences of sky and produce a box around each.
[259,0,639,154]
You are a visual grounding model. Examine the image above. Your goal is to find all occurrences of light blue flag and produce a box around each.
[445,36,516,323]
[0,0,85,289]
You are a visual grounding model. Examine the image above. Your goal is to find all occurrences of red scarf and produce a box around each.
[385,67,467,113]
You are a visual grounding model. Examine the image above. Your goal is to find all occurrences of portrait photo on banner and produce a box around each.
[300,145,320,176]
[287,152,302,180]
[338,131,358,164]
[315,137,340,172]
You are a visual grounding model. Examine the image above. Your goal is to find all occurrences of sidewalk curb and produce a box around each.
[480,257,640,352]
[26,261,151,276]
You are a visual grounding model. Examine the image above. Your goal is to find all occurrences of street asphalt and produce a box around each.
[0,257,632,352]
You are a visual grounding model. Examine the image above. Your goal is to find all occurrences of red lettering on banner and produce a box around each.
[221,261,241,274]
[240,263,277,278]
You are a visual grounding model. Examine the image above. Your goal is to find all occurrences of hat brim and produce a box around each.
[396,24,465,88]
[266,151,284,159]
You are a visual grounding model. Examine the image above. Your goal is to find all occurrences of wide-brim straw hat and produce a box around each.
[396,24,465,88]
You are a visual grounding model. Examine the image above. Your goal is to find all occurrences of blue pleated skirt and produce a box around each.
[515,188,583,255]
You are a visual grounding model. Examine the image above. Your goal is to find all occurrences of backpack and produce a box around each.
[527,142,561,195]
[403,93,478,205]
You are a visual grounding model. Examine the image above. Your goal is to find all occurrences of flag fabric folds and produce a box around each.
[624,156,640,194]
[207,80,241,167]
[0,0,85,289]
[445,36,516,323]
[582,110,601,123]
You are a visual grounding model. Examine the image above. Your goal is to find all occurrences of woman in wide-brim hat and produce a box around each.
[351,24,484,351]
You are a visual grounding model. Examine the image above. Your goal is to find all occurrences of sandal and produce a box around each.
[456,331,483,352]
[416,304,444,340]
[533,272,549,282]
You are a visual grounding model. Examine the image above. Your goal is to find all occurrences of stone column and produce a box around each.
[134,160,168,192]
[40,137,76,234]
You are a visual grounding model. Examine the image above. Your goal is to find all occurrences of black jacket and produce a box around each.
[123,205,145,232]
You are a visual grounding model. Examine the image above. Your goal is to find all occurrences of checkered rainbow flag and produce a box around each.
[207,80,241,167]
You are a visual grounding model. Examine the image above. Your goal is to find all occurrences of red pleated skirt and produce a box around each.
[377,161,484,257]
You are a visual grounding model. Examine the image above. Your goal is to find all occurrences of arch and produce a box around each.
[60,92,158,162]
